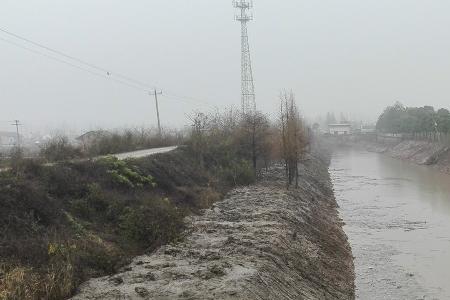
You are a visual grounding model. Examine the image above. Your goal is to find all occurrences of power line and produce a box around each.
[0,27,219,109]
[163,92,217,109]
[0,26,158,91]
[0,37,147,92]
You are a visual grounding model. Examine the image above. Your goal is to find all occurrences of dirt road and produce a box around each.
[72,153,354,300]
[113,146,178,160]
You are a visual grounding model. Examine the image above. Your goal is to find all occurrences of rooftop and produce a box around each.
[328,124,351,127]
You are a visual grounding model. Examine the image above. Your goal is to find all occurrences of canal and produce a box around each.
[330,147,450,299]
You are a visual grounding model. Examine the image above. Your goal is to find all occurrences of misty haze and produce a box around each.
[1,1,450,300]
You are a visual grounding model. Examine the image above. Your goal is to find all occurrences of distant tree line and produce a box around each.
[30,97,310,187]
[377,102,450,134]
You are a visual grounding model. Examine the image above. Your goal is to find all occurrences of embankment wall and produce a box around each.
[72,151,355,300]
[332,135,450,175]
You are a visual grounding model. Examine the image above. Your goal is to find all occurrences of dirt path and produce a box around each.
[113,146,178,160]
[71,154,354,300]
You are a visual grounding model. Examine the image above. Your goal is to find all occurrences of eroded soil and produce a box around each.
[72,154,354,300]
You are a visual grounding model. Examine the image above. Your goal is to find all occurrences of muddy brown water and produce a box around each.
[330,147,450,300]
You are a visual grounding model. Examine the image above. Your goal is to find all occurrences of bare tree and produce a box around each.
[187,111,210,167]
[279,91,308,188]
[239,111,270,175]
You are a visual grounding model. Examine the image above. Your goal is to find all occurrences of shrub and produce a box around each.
[43,164,88,199]
[0,128,260,299]
[97,157,156,189]
[219,159,255,186]
[40,136,84,162]
[0,250,75,300]
[197,188,222,209]
[119,198,184,248]
[70,184,108,220]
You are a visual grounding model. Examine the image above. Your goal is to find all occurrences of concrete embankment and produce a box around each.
[72,152,355,300]
[353,138,450,174]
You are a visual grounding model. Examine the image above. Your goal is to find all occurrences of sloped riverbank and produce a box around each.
[357,139,450,174]
[72,152,355,300]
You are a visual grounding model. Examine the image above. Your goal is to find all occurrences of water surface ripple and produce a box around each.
[330,148,450,300]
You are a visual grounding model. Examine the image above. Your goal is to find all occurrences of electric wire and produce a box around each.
[0,26,217,108]
[0,26,158,90]
[0,27,215,105]
[0,37,148,92]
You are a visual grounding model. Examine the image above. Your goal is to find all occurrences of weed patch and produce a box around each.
[0,146,247,299]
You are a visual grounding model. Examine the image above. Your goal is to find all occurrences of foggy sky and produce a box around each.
[2,0,450,135]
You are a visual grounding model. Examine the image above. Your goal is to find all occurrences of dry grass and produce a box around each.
[0,115,268,299]
[0,147,242,299]
[197,188,222,209]
[0,263,73,300]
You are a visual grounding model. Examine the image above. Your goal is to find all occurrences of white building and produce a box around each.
[360,124,376,134]
[328,124,352,135]
[0,131,17,147]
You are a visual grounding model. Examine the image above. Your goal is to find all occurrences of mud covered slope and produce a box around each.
[72,153,355,300]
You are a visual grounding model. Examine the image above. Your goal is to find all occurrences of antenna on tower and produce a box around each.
[233,0,256,115]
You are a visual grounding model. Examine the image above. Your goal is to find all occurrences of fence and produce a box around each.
[399,132,450,145]
[351,132,450,145]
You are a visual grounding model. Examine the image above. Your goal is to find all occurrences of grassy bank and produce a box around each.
[72,147,354,300]
[0,105,309,299]
[0,146,254,300]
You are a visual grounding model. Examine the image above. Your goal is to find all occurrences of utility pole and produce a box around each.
[11,120,22,150]
[150,90,163,137]
[233,0,256,115]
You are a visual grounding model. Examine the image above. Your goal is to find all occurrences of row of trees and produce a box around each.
[19,93,309,187]
[280,92,309,187]
[188,108,274,185]
[188,91,309,188]
[377,102,450,134]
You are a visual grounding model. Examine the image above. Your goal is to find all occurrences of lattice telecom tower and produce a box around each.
[234,0,256,115]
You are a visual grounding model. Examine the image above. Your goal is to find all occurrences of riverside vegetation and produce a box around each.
[377,101,450,139]
[0,99,309,300]
[72,146,354,300]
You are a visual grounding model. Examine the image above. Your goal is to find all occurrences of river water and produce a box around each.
[330,147,450,300]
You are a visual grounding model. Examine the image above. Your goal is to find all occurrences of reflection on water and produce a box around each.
[330,147,450,300]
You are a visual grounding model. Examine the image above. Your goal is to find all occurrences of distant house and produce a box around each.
[76,130,110,150]
[328,124,352,135]
[360,124,376,134]
[0,131,17,147]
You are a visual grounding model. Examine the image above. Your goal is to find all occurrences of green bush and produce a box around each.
[70,184,107,220]
[40,136,84,162]
[1,136,258,299]
[119,198,184,248]
[219,159,255,186]
[98,156,156,189]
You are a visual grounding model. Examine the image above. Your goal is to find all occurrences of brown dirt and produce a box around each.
[71,153,355,300]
